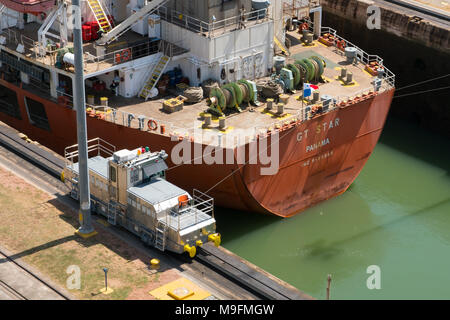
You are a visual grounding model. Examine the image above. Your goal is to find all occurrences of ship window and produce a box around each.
[24,97,50,131]
[0,84,21,119]
[109,165,116,182]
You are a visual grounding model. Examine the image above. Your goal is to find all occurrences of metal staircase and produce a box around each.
[87,0,113,33]
[139,54,170,100]
[96,0,168,45]
[155,223,166,251]
[107,202,117,225]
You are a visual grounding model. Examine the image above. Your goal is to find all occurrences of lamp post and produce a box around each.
[72,0,95,237]
[103,268,108,291]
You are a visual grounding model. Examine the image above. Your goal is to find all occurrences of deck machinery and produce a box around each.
[63,138,220,257]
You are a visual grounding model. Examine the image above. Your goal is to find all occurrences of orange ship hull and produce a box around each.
[0,78,394,217]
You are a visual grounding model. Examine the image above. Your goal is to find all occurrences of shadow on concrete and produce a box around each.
[0,193,184,276]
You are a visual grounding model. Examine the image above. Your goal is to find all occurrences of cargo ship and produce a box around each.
[0,0,395,217]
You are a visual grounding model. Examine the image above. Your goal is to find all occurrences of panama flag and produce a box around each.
[303,83,319,97]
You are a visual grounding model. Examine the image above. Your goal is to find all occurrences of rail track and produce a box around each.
[0,278,27,300]
[0,125,307,300]
[0,248,70,300]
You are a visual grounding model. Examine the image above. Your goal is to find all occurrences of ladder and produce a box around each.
[274,35,290,56]
[96,0,168,45]
[107,202,117,225]
[155,223,166,251]
[139,55,170,100]
[87,0,113,33]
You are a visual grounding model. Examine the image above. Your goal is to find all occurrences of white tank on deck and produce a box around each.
[63,52,75,66]
[148,14,161,39]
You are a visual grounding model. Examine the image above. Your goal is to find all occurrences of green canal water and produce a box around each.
[215,116,450,299]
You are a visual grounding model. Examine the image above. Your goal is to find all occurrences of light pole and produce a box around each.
[72,0,95,237]
[103,268,108,291]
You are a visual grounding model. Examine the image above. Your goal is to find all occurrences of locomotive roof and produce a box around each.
[128,177,187,205]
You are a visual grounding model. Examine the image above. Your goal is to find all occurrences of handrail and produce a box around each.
[158,6,271,38]
[83,39,160,69]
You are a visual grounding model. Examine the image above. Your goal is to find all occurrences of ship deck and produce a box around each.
[92,30,381,144]
[1,20,387,146]
[0,22,151,73]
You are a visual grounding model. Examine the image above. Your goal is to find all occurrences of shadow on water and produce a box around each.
[379,115,450,172]
[214,206,279,244]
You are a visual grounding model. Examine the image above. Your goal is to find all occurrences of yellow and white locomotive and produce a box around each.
[63,138,220,257]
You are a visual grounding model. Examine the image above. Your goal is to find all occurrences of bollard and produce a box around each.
[277,102,285,114]
[306,32,313,44]
[312,91,320,103]
[138,115,145,131]
[150,258,160,271]
[219,116,226,131]
[279,94,289,105]
[340,68,347,79]
[302,29,308,39]
[100,97,108,106]
[346,72,353,84]
[87,95,95,105]
[326,274,332,300]
[203,113,212,127]
[266,98,274,110]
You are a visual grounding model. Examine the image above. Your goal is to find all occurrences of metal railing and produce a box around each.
[83,39,160,69]
[82,39,186,73]
[158,6,272,38]
[165,189,214,232]
[64,137,116,168]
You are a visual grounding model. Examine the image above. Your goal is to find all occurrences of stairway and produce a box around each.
[155,224,166,251]
[87,0,113,33]
[139,55,170,100]
[274,35,290,56]
[107,202,117,225]
[96,0,168,45]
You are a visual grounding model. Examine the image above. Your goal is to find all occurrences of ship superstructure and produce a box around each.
[0,0,396,217]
